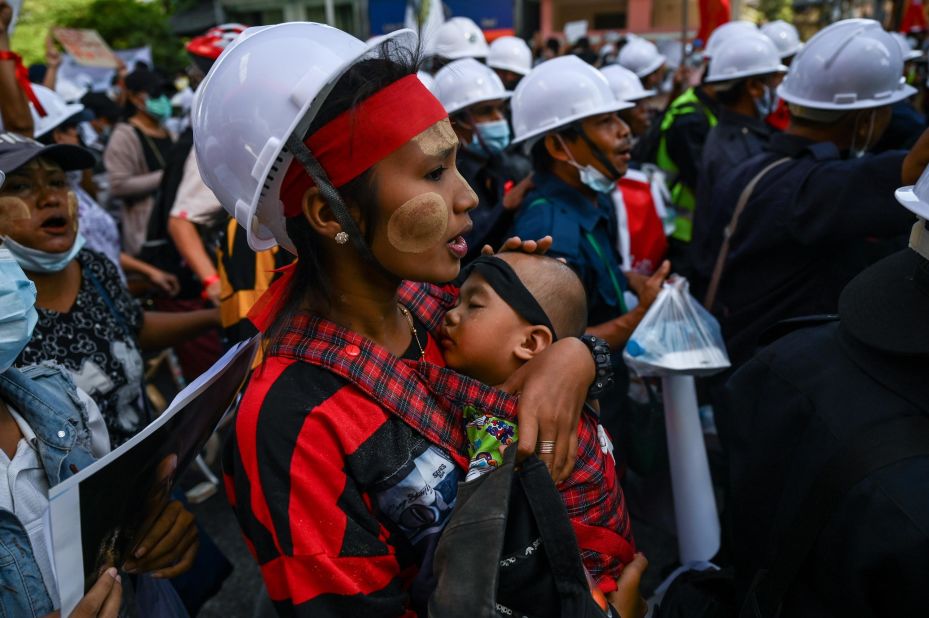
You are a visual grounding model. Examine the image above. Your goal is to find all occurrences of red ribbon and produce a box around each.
[279,74,448,217]
[246,262,297,333]
[0,51,47,118]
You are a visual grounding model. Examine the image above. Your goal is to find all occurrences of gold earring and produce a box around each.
[335,231,349,245]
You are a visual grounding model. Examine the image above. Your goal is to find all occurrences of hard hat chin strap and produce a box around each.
[285,134,394,278]
[575,124,624,181]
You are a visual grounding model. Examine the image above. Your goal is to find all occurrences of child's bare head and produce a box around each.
[441,252,588,385]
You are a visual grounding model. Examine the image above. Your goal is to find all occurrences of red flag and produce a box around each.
[697,0,731,45]
[901,0,929,33]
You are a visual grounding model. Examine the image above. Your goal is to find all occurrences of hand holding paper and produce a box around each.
[124,500,198,578]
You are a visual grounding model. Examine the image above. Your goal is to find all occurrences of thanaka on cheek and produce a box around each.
[0,197,31,234]
[387,191,449,253]
[68,192,78,233]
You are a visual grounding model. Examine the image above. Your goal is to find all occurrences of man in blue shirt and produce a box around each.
[508,55,670,439]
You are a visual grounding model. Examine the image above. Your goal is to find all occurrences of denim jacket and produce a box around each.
[0,363,97,618]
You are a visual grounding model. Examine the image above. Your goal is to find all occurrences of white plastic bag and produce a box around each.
[623,276,730,377]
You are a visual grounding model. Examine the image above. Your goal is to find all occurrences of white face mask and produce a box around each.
[850,109,877,159]
[753,84,777,119]
[555,135,617,194]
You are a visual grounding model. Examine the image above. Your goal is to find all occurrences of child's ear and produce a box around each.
[513,325,554,362]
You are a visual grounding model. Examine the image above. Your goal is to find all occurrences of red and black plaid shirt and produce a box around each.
[225,282,633,616]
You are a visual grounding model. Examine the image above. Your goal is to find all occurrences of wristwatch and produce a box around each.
[578,334,614,399]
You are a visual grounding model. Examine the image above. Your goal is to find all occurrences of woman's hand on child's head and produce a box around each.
[606,553,649,618]
[499,336,593,482]
[481,235,554,256]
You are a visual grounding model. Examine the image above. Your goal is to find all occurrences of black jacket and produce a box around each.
[690,133,912,366]
[456,146,531,264]
[727,319,929,617]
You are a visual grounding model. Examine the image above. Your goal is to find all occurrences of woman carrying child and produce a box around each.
[193,23,647,617]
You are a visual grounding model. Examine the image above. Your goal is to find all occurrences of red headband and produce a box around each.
[280,74,448,217]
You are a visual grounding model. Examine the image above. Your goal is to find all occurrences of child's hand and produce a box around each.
[606,553,648,618]
[481,235,553,256]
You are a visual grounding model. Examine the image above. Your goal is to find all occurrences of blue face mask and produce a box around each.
[470,119,511,155]
[0,247,38,372]
[145,95,173,122]
[3,233,86,273]
[576,164,617,194]
[556,134,617,194]
[753,84,777,119]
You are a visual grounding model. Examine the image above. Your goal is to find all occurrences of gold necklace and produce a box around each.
[397,304,425,359]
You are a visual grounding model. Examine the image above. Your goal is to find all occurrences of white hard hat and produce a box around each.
[600,64,656,102]
[487,36,532,76]
[429,17,489,60]
[705,20,757,58]
[777,19,916,113]
[704,31,788,84]
[55,78,89,104]
[895,166,929,220]
[760,20,803,59]
[511,55,632,148]
[417,70,436,92]
[191,22,416,252]
[30,85,86,139]
[617,38,666,78]
[890,31,923,62]
[433,58,511,115]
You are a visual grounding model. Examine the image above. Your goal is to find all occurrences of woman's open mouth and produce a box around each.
[40,215,69,233]
[447,235,468,258]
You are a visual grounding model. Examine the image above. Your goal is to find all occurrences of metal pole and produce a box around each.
[662,375,721,564]
[325,0,336,26]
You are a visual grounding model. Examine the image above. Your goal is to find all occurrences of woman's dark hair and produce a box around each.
[265,38,422,344]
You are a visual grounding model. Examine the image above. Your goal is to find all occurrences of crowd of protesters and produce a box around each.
[2,2,929,617]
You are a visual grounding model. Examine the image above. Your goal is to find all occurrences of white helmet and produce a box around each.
[429,17,489,60]
[600,64,656,102]
[777,19,916,113]
[890,31,923,62]
[433,58,511,115]
[896,165,929,220]
[30,85,86,139]
[705,20,757,58]
[761,20,803,59]
[511,55,632,148]
[417,70,436,92]
[192,22,416,252]
[617,38,666,78]
[704,31,787,84]
[487,36,532,76]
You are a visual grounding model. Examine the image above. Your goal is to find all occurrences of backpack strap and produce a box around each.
[741,415,929,617]
[703,157,790,310]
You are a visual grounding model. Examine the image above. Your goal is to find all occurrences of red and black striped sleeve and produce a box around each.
[224,356,418,617]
